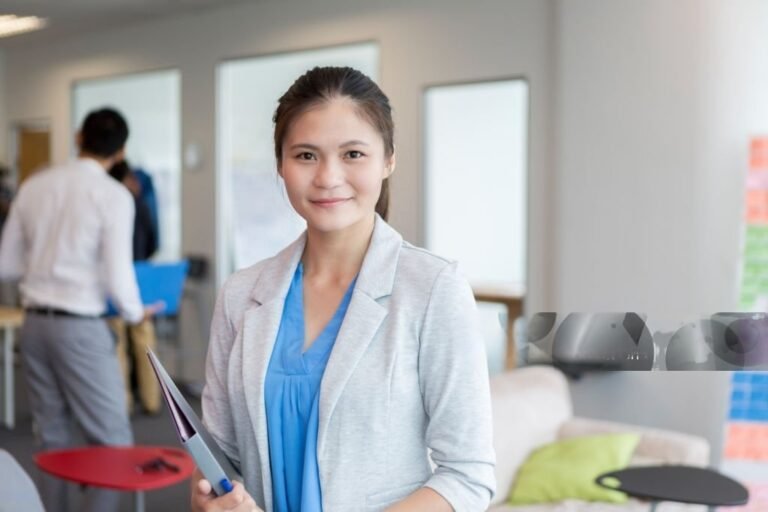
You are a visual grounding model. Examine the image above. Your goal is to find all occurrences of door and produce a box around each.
[16,127,50,184]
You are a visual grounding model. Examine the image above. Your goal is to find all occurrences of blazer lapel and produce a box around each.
[317,215,403,455]
[240,232,306,506]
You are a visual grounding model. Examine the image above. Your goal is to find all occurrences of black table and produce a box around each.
[596,465,749,511]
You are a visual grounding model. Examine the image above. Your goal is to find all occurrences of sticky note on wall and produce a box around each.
[751,138,768,172]
[725,423,768,460]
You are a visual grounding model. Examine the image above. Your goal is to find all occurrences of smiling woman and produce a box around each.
[278,96,393,235]
[215,43,379,288]
[194,66,496,512]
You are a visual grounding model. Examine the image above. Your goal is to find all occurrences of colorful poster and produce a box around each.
[722,373,768,511]
[740,137,768,310]
[723,138,768,511]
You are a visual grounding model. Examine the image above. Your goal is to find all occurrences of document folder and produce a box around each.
[146,349,240,496]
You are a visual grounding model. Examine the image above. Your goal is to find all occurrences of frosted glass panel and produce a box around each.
[217,43,378,285]
[425,80,528,289]
[73,70,181,262]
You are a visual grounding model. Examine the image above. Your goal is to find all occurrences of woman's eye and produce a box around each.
[297,152,315,160]
[346,150,364,159]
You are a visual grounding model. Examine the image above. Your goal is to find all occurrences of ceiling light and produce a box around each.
[0,15,47,39]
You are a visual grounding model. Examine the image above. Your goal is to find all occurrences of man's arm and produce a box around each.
[102,191,144,323]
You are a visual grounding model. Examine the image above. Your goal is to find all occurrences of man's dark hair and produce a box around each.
[108,160,131,182]
[79,108,129,158]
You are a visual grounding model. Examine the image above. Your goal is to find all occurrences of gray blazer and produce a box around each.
[202,216,496,511]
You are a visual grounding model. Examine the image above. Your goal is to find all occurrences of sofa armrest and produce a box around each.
[558,416,710,467]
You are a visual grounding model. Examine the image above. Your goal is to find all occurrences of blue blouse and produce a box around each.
[264,262,357,512]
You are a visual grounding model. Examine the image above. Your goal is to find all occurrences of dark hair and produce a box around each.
[79,108,129,158]
[108,159,131,182]
[273,66,393,220]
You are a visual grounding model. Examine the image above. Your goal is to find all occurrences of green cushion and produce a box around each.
[508,433,640,505]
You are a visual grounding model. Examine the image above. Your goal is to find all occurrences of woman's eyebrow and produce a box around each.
[339,140,369,148]
[288,143,320,151]
[289,140,369,151]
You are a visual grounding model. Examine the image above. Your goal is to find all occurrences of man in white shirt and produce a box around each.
[0,108,159,512]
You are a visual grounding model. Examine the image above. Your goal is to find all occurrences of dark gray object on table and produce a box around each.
[596,465,749,512]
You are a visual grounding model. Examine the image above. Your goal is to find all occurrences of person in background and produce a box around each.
[109,160,158,263]
[0,108,162,512]
[133,166,160,249]
[192,67,495,512]
[108,159,162,415]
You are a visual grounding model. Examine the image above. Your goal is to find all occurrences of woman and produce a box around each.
[193,66,495,512]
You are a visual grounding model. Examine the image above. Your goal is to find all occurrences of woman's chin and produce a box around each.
[304,210,370,235]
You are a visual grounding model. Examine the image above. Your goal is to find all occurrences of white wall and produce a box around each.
[555,0,768,464]
[1,0,555,377]
[554,0,768,326]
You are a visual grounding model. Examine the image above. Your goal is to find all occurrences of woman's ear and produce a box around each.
[386,153,396,178]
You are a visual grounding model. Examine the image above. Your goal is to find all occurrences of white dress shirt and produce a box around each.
[0,157,144,323]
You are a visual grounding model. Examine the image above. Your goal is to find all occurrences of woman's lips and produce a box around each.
[311,198,349,207]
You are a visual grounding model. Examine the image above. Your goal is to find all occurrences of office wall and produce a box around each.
[555,0,768,465]
[554,0,768,327]
[1,0,556,375]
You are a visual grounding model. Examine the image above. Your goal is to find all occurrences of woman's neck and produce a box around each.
[302,214,375,285]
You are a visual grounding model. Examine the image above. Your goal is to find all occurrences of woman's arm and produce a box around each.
[415,261,497,510]
[201,283,242,466]
[385,487,453,512]
[196,281,244,510]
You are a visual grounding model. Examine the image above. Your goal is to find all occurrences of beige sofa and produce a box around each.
[489,366,710,511]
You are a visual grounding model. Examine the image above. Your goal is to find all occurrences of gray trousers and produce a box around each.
[20,313,133,512]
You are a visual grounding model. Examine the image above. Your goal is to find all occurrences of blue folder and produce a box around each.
[106,260,189,317]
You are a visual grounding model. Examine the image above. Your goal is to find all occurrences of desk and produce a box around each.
[473,286,524,369]
[0,307,23,429]
[596,465,749,511]
[35,445,195,512]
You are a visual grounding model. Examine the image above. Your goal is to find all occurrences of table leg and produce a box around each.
[505,303,523,370]
[134,490,145,512]
[3,326,12,429]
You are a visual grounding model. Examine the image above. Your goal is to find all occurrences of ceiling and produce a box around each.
[0,0,255,47]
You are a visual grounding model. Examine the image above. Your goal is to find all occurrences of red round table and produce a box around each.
[35,445,194,512]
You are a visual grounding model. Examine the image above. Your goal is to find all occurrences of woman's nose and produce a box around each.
[313,159,344,188]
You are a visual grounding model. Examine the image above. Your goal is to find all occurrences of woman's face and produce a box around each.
[279,96,393,235]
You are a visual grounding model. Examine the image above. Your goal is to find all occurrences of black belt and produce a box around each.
[25,307,98,319]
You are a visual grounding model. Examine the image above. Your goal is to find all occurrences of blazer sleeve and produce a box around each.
[201,280,242,469]
[418,261,497,511]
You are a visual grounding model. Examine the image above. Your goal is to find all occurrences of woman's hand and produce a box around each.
[191,469,263,512]
[384,487,453,512]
